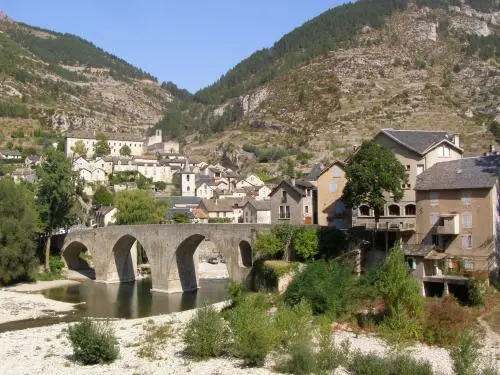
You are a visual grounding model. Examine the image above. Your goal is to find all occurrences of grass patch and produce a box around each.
[136,320,172,360]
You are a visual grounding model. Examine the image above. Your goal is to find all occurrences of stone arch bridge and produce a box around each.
[60,224,275,294]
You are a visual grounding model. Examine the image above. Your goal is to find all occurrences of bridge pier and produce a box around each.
[103,240,137,283]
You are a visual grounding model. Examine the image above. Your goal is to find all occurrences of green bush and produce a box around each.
[451,330,481,375]
[274,301,313,350]
[467,277,487,306]
[67,318,119,365]
[228,294,276,366]
[349,353,432,375]
[276,339,317,375]
[284,261,355,317]
[183,306,229,359]
[226,282,245,305]
[315,318,350,373]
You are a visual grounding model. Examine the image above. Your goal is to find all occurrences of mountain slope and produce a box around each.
[0,13,182,152]
[175,0,500,170]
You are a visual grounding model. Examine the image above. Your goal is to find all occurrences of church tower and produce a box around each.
[181,159,195,196]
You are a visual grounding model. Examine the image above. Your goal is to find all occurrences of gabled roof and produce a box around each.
[200,199,234,212]
[305,163,325,181]
[244,199,271,211]
[317,160,346,179]
[0,149,21,157]
[96,206,116,216]
[378,128,462,156]
[269,179,314,198]
[166,196,202,206]
[415,154,500,190]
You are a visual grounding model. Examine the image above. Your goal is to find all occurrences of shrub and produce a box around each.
[228,294,277,366]
[284,261,355,317]
[67,318,119,365]
[415,59,427,69]
[252,260,297,291]
[274,301,313,350]
[423,297,473,347]
[276,339,317,375]
[183,306,229,359]
[349,353,432,375]
[467,277,487,306]
[226,282,245,305]
[315,318,350,373]
[450,330,481,375]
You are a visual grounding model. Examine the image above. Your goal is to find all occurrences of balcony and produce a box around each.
[352,217,416,232]
[436,214,459,235]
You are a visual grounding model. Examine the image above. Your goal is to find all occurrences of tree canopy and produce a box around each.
[93,185,113,209]
[341,141,407,220]
[119,144,131,157]
[95,133,111,157]
[0,179,39,284]
[114,190,169,225]
[71,140,87,157]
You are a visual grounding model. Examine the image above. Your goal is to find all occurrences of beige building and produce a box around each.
[410,155,499,291]
[243,200,271,224]
[316,160,350,228]
[351,129,462,247]
[66,131,144,158]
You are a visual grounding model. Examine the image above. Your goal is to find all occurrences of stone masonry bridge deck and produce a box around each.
[61,224,275,293]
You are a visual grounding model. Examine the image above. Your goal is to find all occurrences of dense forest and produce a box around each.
[7,24,157,82]
[193,0,409,105]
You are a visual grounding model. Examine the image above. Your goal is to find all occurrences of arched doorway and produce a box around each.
[62,241,95,279]
[239,241,253,268]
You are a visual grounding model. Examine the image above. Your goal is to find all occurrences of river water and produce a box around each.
[41,278,230,319]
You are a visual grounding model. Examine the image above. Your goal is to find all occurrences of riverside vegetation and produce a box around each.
[64,244,500,374]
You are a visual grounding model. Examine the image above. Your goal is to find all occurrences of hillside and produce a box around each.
[166,0,500,174]
[0,12,179,153]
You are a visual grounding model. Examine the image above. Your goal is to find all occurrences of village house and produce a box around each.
[243,200,271,224]
[25,154,42,168]
[316,160,350,229]
[0,149,22,160]
[66,131,145,158]
[404,154,500,297]
[269,179,316,225]
[95,206,117,227]
[198,198,235,222]
[11,167,37,184]
[350,128,463,249]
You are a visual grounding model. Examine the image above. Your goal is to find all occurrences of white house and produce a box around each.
[95,206,117,227]
[0,149,22,160]
[66,131,144,158]
[243,200,271,224]
[199,199,236,222]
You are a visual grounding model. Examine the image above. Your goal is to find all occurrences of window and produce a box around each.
[464,259,474,270]
[432,234,440,246]
[282,191,287,203]
[430,213,440,226]
[405,204,416,216]
[186,186,190,192]
[462,235,472,249]
[335,201,346,214]
[305,205,309,214]
[279,205,290,219]
[359,205,370,216]
[388,204,400,216]
[438,145,450,157]
[430,191,439,206]
[462,213,472,229]
[416,164,424,175]
[407,257,417,270]
[401,183,411,189]
[462,191,471,206]
[306,189,311,197]
[186,174,190,181]
[332,166,341,177]
[405,164,411,171]
[329,183,338,193]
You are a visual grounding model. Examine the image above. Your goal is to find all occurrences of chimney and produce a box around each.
[291,178,296,186]
[490,144,496,154]
[454,135,460,148]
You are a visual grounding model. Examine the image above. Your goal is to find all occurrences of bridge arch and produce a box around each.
[62,240,95,278]
[239,240,253,268]
[108,234,145,283]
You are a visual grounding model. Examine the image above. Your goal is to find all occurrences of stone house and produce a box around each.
[95,206,117,227]
[198,198,235,222]
[11,168,37,183]
[243,200,271,224]
[25,154,42,168]
[269,180,316,225]
[316,160,350,229]
[407,154,500,296]
[66,131,144,158]
[351,128,463,248]
[0,149,21,160]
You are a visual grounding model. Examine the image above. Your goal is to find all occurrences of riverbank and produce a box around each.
[0,301,498,375]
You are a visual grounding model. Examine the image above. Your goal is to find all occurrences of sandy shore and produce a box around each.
[2,279,81,293]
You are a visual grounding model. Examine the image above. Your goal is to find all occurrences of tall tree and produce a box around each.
[95,133,111,157]
[36,148,79,270]
[71,140,87,157]
[0,179,38,284]
[341,141,407,222]
[93,185,113,209]
[119,144,131,157]
[115,190,170,225]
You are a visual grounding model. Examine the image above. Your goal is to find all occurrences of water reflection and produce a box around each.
[42,278,229,319]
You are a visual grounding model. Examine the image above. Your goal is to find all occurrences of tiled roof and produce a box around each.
[380,128,460,155]
[415,154,500,190]
[245,199,271,211]
[67,131,144,142]
[0,149,21,156]
[200,199,234,212]
[305,163,324,181]
[166,196,202,206]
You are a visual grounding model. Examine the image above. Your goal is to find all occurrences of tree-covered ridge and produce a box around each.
[193,0,409,105]
[7,24,157,82]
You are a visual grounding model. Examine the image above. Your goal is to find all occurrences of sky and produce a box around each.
[0,1,345,92]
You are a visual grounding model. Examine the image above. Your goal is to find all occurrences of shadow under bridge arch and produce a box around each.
[62,240,95,279]
[107,234,148,283]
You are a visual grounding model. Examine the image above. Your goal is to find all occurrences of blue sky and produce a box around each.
[0,1,345,92]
